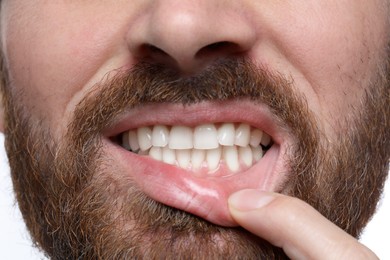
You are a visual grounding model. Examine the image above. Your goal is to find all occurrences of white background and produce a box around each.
[0,134,389,259]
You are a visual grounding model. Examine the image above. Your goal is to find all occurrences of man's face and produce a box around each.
[1,1,389,258]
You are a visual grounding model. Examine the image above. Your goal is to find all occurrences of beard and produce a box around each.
[1,57,389,259]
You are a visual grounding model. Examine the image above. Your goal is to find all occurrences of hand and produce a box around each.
[228,189,378,260]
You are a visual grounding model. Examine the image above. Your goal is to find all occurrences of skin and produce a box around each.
[0,0,388,258]
[228,191,378,259]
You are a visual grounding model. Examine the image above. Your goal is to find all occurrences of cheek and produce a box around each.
[2,3,135,135]
[258,1,387,131]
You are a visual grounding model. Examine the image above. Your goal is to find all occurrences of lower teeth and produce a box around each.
[126,144,268,174]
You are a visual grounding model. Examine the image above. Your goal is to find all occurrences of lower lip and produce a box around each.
[104,139,286,227]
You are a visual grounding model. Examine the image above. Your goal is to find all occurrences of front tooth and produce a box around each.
[152,125,169,147]
[218,123,235,146]
[177,149,191,169]
[252,146,264,161]
[260,133,271,147]
[250,129,263,147]
[239,146,253,167]
[128,130,140,151]
[162,146,176,165]
[149,147,162,161]
[234,123,250,147]
[191,149,206,169]
[207,147,222,171]
[169,126,193,149]
[194,124,219,149]
[137,127,152,151]
[223,146,239,172]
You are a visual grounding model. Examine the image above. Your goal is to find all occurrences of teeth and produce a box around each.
[249,129,263,147]
[177,149,191,169]
[169,126,193,149]
[137,127,152,151]
[217,123,235,146]
[128,130,140,151]
[194,124,219,149]
[149,147,162,160]
[122,131,131,150]
[139,150,149,156]
[261,133,271,147]
[252,146,264,162]
[239,146,253,167]
[223,146,239,172]
[152,125,169,147]
[207,147,222,172]
[122,123,273,173]
[191,149,206,169]
[234,123,251,147]
[162,146,176,165]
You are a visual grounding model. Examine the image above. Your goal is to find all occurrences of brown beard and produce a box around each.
[1,58,389,259]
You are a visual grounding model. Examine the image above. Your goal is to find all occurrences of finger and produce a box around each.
[228,189,378,260]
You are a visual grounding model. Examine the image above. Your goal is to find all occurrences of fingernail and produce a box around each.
[228,189,275,211]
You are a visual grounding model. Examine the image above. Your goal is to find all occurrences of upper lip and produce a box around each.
[103,99,292,226]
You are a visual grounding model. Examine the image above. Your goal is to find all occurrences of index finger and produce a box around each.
[228,189,378,260]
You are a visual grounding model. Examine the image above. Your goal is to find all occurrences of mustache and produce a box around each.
[70,58,314,142]
[65,58,320,198]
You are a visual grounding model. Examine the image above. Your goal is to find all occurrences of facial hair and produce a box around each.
[1,58,389,259]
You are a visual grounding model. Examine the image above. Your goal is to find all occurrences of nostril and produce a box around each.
[195,41,243,59]
[139,43,169,58]
[138,43,178,67]
[134,41,245,74]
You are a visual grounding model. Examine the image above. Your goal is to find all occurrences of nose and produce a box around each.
[127,1,257,74]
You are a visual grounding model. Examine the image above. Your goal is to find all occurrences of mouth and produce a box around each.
[104,100,291,227]
[118,123,273,176]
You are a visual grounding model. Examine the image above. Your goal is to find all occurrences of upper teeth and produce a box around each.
[121,123,272,174]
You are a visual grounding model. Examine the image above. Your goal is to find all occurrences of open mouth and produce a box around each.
[116,123,273,176]
[104,101,289,227]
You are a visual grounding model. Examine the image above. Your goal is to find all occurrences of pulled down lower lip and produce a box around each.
[103,100,289,226]
[104,135,284,227]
